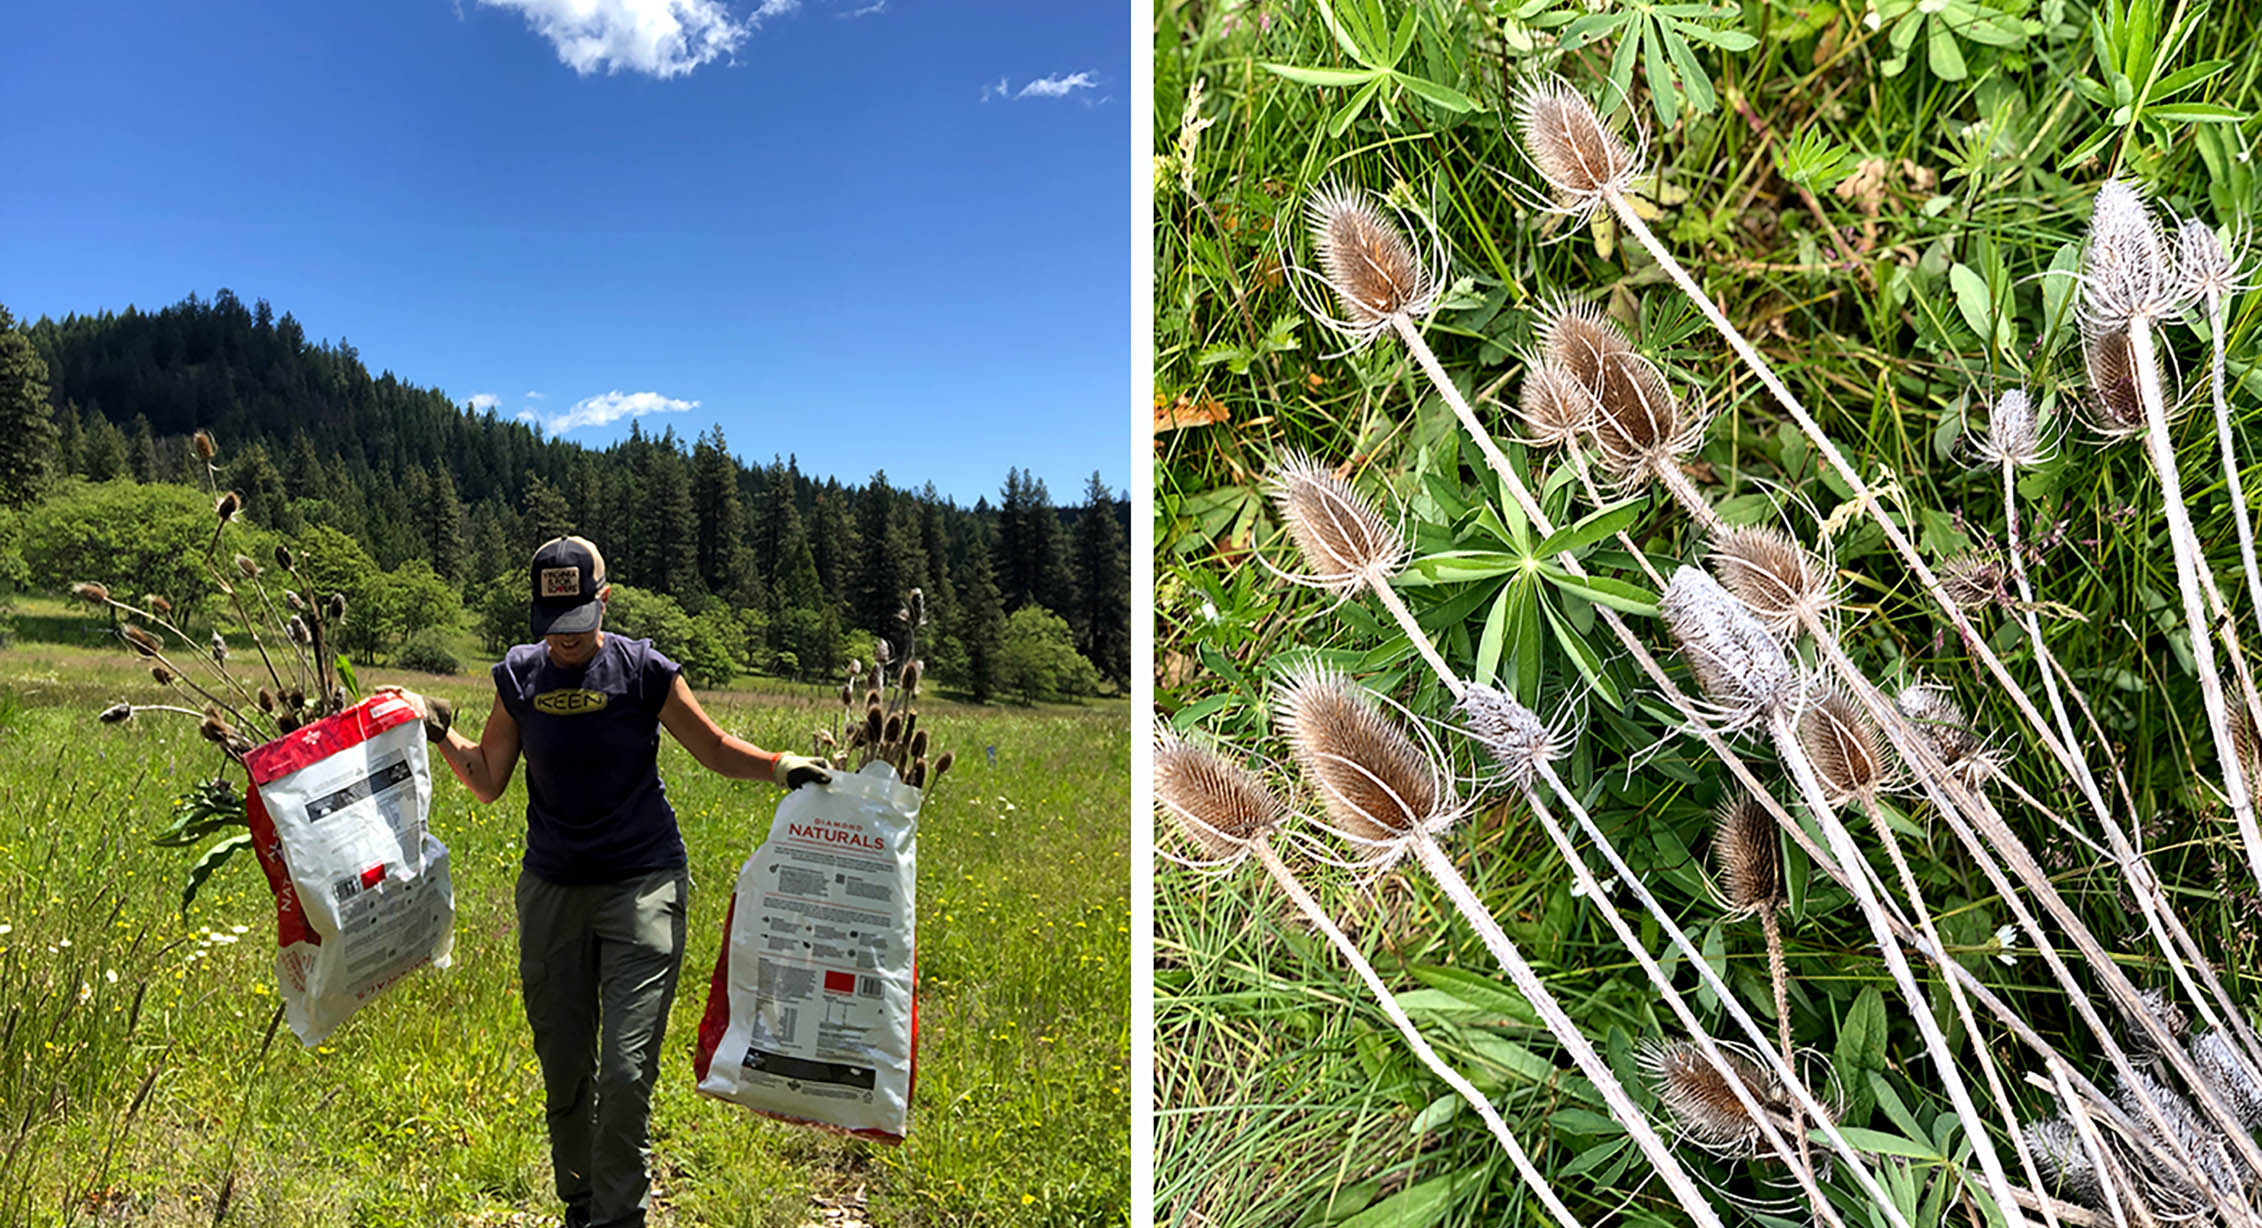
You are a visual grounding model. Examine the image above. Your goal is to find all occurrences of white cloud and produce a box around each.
[524,390,545,400]
[1016,71,1097,99]
[529,389,699,434]
[480,0,748,78]
[838,0,884,17]
[980,75,1009,102]
[467,393,502,411]
[750,0,799,20]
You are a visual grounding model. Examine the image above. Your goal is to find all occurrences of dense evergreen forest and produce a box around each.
[0,293,1128,701]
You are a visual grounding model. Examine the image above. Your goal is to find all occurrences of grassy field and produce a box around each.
[1156,0,2262,1224]
[0,609,1128,1227]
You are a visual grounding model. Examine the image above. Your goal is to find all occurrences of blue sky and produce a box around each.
[0,0,1128,507]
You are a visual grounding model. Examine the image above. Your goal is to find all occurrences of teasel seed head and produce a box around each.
[1974,388,2050,468]
[1286,178,1446,350]
[1635,1037,1792,1159]
[197,710,233,745]
[1797,682,1899,808]
[1514,76,1641,222]
[192,429,217,460]
[1513,358,1599,449]
[2190,1028,2262,1130]
[1894,681,1996,787]
[932,750,954,785]
[2177,217,2246,303]
[848,658,864,678]
[145,594,173,616]
[865,704,884,746]
[1938,548,2014,613]
[2022,1117,2105,1210]
[1659,567,1798,733]
[902,711,917,743]
[907,588,926,627]
[1713,795,1783,918]
[235,553,259,579]
[273,543,294,571]
[1152,730,1285,864]
[327,593,347,623]
[2127,987,2191,1063]
[215,491,242,524]
[1267,452,1408,597]
[1587,350,1701,485]
[2112,1066,2246,1204]
[120,624,162,657]
[71,582,110,605]
[909,728,928,760]
[2081,325,2150,440]
[1709,523,1834,639]
[285,688,305,711]
[330,686,346,712]
[1454,682,1561,786]
[839,683,853,706]
[2081,179,2188,333]
[285,589,305,612]
[867,688,882,709]
[98,702,133,725]
[277,712,302,734]
[1535,296,1633,387]
[875,638,893,667]
[151,664,174,685]
[1274,665,1460,858]
[909,757,927,789]
[258,687,276,713]
[900,660,921,696]
[287,615,310,646]
[209,632,228,663]
[883,712,904,745]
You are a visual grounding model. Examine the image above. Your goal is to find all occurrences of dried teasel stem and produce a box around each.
[1150,733,1586,1228]
[1275,668,1730,1228]
[2182,220,2262,644]
[1659,567,2031,1224]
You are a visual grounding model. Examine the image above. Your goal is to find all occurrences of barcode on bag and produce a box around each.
[333,876,364,903]
[858,975,882,999]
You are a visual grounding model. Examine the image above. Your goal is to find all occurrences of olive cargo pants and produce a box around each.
[516,866,690,1228]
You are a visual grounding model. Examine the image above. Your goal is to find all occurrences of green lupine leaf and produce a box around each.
[1259,63,1383,88]
[1392,71,1477,113]
[181,831,254,919]
[1927,18,1968,79]
[1476,577,1514,686]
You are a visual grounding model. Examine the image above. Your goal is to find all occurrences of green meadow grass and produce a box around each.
[0,615,1128,1227]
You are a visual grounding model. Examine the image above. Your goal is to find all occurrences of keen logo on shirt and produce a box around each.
[533,688,611,715]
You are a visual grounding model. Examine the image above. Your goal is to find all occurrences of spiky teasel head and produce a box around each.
[1266,452,1407,597]
[1453,682,1564,786]
[2079,325,2151,441]
[883,712,904,746]
[150,664,174,685]
[899,660,921,697]
[234,553,259,579]
[1797,682,1900,807]
[1514,76,1641,223]
[145,594,172,616]
[120,624,163,658]
[71,582,110,606]
[932,750,955,787]
[2191,1028,2262,1130]
[875,638,893,667]
[98,702,133,725]
[1579,348,1705,489]
[2126,986,2191,1064]
[1713,795,1783,918]
[1971,389,2053,468]
[1284,178,1448,351]
[1152,729,1286,865]
[2112,1066,2246,1204]
[864,704,883,746]
[192,429,217,461]
[1709,523,1835,640]
[209,632,227,664]
[1274,664,1461,862]
[1512,358,1598,449]
[2081,179,2190,333]
[1533,295,1632,388]
[2022,1117,2105,1210]
[1659,567,1798,733]
[214,490,242,524]
[2177,217,2247,303]
[272,543,294,572]
[1938,548,2014,613]
[1893,680,1998,786]
[1635,1038,1815,1159]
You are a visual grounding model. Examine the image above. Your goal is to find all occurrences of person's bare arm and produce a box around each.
[659,675,784,782]
[379,687,521,803]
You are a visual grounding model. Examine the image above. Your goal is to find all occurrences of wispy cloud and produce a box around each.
[524,390,545,400]
[467,393,502,412]
[750,0,800,22]
[479,0,748,78]
[837,0,885,17]
[1016,71,1097,99]
[980,75,1009,102]
[518,389,698,434]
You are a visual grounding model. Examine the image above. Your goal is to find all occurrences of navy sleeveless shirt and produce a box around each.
[493,635,687,885]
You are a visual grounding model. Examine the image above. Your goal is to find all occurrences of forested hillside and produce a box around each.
[0,293,1127,699]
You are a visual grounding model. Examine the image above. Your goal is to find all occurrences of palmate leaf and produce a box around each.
[152,778,248,848]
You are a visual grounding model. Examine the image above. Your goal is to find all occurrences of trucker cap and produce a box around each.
[530,536,608,637]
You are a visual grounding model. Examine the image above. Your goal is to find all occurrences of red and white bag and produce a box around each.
[242,694,455,1046]
[693,761,921,1142]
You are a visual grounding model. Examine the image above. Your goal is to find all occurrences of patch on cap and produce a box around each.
[540,566,582,598]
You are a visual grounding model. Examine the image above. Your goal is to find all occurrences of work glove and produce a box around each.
[774,753,832,790]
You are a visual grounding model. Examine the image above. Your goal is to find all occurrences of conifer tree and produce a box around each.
[955,526,1007,704]
[523,474,574,546]
[1070,471,1128,686]
[691,425,751,596]
[0,305,58,508]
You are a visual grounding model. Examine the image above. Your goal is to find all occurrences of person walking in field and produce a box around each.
[384,536,830,1228]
